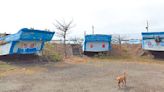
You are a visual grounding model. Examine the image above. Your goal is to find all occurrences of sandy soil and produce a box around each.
[0,58,164,92]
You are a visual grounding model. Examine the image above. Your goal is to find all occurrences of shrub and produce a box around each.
[41,43,63,62]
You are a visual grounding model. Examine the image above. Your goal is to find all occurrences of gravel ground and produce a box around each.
[0,60,164,92]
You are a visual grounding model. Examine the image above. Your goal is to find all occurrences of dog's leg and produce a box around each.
[124,78,126,87]
[118,81,121,88]
[121,82,124,88]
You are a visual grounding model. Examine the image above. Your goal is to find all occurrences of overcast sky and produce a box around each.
[0,0,164,39]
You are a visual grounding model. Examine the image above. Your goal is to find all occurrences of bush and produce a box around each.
[41,43,63,62]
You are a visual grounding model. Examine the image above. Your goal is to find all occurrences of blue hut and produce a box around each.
[142,32,164,51]
[0,28,54,55]
[83,34,112,55]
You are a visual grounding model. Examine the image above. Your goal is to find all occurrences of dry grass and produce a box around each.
[64,56,89,64]
[64,55,164,65]
[0,67,47,77]
[0,61,47,77]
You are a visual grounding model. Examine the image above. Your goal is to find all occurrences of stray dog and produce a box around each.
[116,72,127,88]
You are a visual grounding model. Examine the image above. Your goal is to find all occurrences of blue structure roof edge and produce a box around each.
[84,34,112,42]
[142,32,164,35]
[0,28,55,43]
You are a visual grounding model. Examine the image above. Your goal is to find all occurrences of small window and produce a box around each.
[24,43,27,48]
[90,44,93,48]
[102,43,105,48]
[30,43,35,48]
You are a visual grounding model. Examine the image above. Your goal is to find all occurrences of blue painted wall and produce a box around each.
[0,28,54,55]
[142,32,164,51]
[83,34,112,52]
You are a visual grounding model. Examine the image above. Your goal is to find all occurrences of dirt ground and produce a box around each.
[0,57,164,92]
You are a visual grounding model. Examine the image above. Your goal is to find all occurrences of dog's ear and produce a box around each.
[123,71,127,75]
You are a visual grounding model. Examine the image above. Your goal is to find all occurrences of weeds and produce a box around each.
[41,43,63,62]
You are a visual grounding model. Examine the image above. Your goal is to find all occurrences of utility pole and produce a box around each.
[84,31,86,36]
[146,20,149,32]
[92,25,94,34]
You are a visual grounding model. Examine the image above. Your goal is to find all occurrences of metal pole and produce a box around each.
[84,31,86,36]
[146,20,149,32]
[92,25,94,34]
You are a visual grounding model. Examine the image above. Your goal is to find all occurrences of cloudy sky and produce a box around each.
[0,0,164,39]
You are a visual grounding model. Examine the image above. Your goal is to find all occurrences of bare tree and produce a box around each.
[69,37,83,44]
[111,34,128,48]
[53,19,74,57]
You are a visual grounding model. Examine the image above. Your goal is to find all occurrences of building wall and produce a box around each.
[0,42,12,55]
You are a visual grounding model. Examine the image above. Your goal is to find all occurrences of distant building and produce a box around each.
[82,34,112,55]
[142,32,164,51]
[0,28,54,55]
[128,39,141,44]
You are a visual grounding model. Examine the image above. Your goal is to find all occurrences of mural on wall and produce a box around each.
[142,32,164,51]
[143,39,164,51]
[13,41,43,54]
[86,42,109,52]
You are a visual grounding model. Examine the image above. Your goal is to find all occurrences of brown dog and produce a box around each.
[116,72,127,88]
